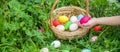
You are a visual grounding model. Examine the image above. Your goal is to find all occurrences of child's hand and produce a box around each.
[82,18,98,29]
[76,20,84,28]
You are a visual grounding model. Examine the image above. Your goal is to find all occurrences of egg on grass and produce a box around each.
[81,49,91,52]
[90,36,98,42]
[51,40,61,48]
[40,48,49,52]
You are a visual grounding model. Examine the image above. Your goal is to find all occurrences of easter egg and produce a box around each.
[64,21,72,30]
[81,49,91,52]
[51,40,61,48]
[56,25,65,31]
[90,36,98,42]
[80,16,91,24]
[77,14,84,20]
[39,28,44,32]
[70,16,77,23]
[69,23,78,31]
[40,48,49,52]
[53,20,61,27]
[58,16,69,23]
[104,50,110,52]
[94,26,102,32]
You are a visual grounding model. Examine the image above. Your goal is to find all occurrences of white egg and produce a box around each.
[56,25,65,31]
[40,48,49,52]
[69,23,78,31]
[70,16,77,23]
[51,40,61,48]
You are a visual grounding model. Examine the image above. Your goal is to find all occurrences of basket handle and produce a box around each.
[50,0,89,26]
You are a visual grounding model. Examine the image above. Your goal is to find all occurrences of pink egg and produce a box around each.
[39,28,44,32]
[90,36,98,42]
[80,16,91,24]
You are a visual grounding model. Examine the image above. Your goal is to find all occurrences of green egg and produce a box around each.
[64,21,72,30]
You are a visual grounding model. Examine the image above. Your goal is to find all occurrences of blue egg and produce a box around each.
[77,14,84,20]
[81,49,91,52]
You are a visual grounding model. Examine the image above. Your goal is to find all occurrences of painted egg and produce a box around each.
[69,23,78,31]
[58,16,69,23]
[70,16,77,23]
[56,25,65,31]
[51,40,61,48]
[52,20,61,27]
[94,26,102,32]
[90,36,98,42]
[81,49,91,52]
[80,16,91,24]
[64,21,72,30]
[77,14,84,20]
[40,48,49,52]
[39,28,44,32]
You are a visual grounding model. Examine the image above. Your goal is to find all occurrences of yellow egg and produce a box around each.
[58,16,69,23]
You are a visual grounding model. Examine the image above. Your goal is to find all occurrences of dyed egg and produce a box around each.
[94,26,102,32]
[70,16,77,23]
[40,48,49,52]
[51,40,61,48]
[52,20,61,27]
[77,14,84,20]
[58,16,69,23]
[80,16,91,24]
[69,23,78,31]
[64,21,72,30]
[56,25,65,31]
[81,49,91,52]
[39,28,44,32]
[104,50,110,52]
[90,36,98,42]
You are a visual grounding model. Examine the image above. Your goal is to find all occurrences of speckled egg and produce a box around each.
[69,23,78,31]
[51,40,61,48]
[70,16,77,23]
[40,48,49,52]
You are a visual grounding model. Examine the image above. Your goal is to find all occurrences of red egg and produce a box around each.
[80,16,91,24]
[94,26,102,32]
[53,20,61,27]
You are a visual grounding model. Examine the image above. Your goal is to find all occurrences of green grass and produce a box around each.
[0,0,120,52]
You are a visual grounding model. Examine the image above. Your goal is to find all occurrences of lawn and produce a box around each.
[0,0,120,52]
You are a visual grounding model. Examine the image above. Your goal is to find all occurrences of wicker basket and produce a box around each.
[50,0,90,40]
